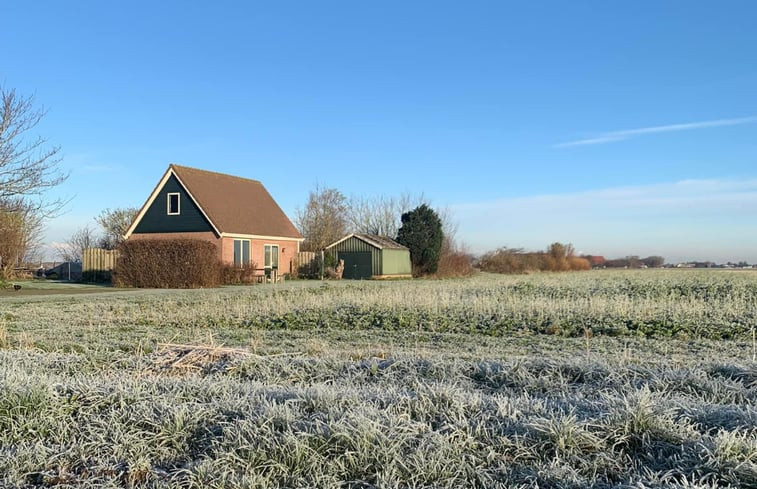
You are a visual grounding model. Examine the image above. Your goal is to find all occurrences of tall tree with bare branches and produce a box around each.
[0,87,67,275]
[96,207,139,249]
[295,185,349,252]
[0,200,42,273]
[0,87,67,210]
[348,192,426,238]
[54,225,99,263]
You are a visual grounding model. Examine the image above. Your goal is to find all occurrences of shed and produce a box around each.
[325,234,412,279]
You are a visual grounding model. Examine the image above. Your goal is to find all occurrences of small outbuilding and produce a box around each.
[325,234,412,279]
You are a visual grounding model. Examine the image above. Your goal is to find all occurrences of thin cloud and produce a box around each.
[556,116,757,148]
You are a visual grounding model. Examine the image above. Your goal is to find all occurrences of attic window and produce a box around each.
[167,193,180,215]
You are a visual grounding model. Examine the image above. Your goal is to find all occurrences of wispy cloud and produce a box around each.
[556,116,757,148]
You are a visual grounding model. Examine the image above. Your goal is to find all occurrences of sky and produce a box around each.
[2,1,757,263]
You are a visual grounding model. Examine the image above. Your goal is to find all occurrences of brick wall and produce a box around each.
[222,237,299,274]
[128,233,300,274]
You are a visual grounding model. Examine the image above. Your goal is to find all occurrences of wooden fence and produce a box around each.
[293,251,319,278]
[83,248,119,281]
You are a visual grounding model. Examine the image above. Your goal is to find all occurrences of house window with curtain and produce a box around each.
[233,239,250,267]
[264,244,279,270]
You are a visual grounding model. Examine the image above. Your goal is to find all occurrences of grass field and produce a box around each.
[0,280,120,297]
[1,270,756,487]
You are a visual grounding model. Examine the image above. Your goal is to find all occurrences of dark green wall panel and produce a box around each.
[330,236,411,277]
[340,252,372,279]
[133,175,214,234]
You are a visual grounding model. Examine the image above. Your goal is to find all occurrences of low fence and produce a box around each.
[83,248,119,282]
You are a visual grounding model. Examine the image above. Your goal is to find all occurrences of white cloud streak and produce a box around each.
[556,116,757,148]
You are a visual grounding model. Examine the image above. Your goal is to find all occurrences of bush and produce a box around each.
[396,204,443,276]
[114,239,222,288]
[568,256,591,271]
[436,249,475,278]
[81,270,112,283]
[220,263,260,285]
[479,243,591,274]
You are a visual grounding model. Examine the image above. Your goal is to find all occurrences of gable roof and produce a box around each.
[125,164,302,240]
[326,233,408,251]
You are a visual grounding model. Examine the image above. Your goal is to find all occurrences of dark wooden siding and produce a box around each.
[133,175,214,234]
[340,252,372,279]
[328,236,381,275]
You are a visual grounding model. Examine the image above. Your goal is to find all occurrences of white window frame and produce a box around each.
[264,244,279,270]
[233,239,251,267]
[167,193,181,215]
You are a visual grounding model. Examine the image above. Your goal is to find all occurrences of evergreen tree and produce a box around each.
[396,204,443,276]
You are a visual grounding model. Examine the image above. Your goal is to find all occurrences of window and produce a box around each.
[167,193,180,215]
[233,239,250,267]
[264,244,279,269]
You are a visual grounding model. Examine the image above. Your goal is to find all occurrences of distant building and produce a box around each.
[45,261,82,280]
[582,255,606,268]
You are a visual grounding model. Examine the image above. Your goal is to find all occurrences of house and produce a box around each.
[124,164,303,276]
[325,233,412,279]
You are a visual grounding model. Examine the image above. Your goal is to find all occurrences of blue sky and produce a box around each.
[3,1,757,262]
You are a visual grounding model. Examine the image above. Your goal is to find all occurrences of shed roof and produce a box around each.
[326,233,408,251]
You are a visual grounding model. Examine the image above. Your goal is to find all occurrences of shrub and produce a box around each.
[479,243,591,274]
[220,263,260,285]
[568,256,591,271]
[114,239,221,288]
[436,249,475,278]
[396,204,443,276]
[478,247,528,274]
[81,270,112,283]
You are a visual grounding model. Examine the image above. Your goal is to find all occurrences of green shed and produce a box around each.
[325,234,412,279]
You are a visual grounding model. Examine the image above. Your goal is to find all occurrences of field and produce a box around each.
[1,270,756,488]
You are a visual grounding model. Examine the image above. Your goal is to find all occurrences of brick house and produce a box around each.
[124,164,303,276]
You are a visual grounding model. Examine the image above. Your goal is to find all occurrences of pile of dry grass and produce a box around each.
[145,342,305,376]
[145,342,252,375]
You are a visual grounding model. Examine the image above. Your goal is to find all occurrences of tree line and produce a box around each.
[477,243,591,274]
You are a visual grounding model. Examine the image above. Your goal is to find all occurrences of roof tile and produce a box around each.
[170,164,302,239]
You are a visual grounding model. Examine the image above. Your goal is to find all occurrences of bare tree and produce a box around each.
[0,87,67,274]
[54,225,99,262]
[96,207,139,249]
[348,192,426,238]
[295,185,349,251]
[0,87,67,211]
[0,198,43,276]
